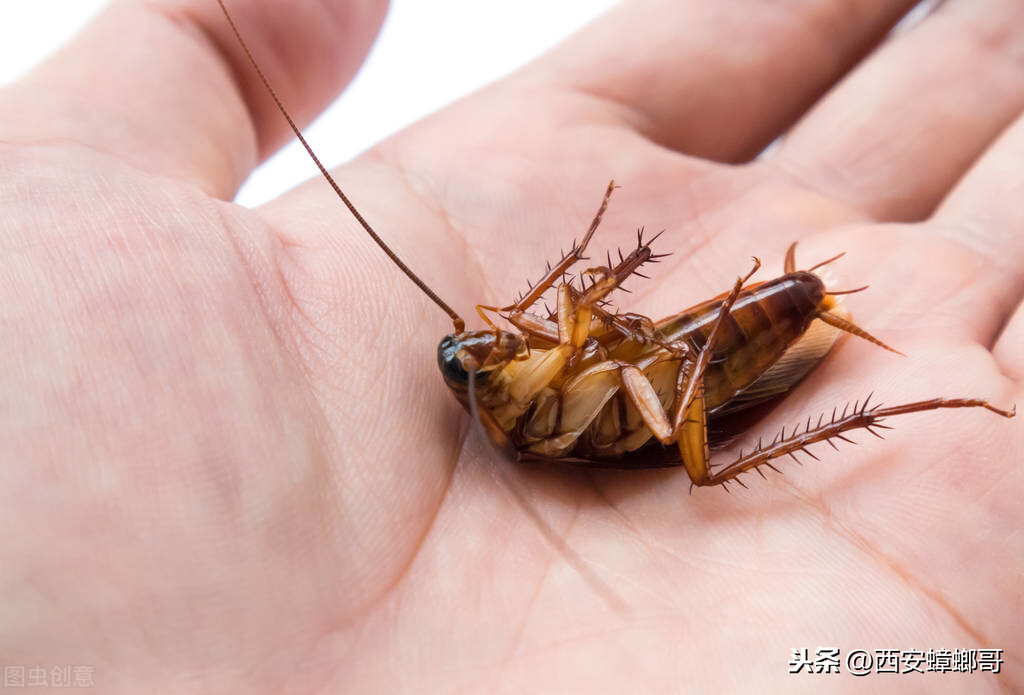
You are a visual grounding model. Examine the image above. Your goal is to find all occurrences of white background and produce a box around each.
[0,0,620,207]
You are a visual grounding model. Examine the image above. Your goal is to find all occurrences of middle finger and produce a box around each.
[772,0,1024,222]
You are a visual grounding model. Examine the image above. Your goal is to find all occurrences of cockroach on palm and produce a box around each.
[217,1,1014,491]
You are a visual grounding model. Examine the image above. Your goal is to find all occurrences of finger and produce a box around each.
[773,0,1024,221]
[936,114,1024,254]
[820,108,1024,351]
[0,0,387,198]
[928,114,1024,342]
[993,297,1024,382]
[529,0,919,163]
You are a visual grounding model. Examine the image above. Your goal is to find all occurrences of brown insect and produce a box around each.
[216,1,1014,492]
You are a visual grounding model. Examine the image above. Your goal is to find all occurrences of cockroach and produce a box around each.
[216,4,1014,607]
[216,1,1014,489]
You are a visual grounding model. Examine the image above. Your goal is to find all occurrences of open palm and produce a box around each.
[2,0,1022,692]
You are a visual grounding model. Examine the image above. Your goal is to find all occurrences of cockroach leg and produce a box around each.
[504,180,616,314]
[618,364,674,442]
[558,284,581,346]
[504,300,649,349]
[558,232,674,352]
[610,356,712,483]
[696,396,1016,487]
[506,310,560,344]
[672,256,762,425]
[508,220,670,352]
[507,344,573,407]
[571,228,667,309]
[498,247,670,419]
[475,304,500,328]
[607,257,762,452]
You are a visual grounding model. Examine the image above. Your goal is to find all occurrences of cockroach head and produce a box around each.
[438,330,525,389]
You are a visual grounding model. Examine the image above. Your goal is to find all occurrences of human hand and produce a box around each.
[2,0,1022,692]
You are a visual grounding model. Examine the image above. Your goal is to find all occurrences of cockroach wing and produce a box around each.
[712,309,847,416]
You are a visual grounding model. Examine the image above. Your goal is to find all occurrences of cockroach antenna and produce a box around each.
[216,0,465,332]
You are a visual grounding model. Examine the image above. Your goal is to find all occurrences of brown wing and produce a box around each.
[709,313,843,416]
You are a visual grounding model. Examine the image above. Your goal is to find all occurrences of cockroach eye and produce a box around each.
[437,334,469,387]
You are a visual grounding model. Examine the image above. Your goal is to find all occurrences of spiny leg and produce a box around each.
[609,257,764,478]
[699,396,1015,487]
[559,228,671,350]
[502,227,671,357]
[671,256,761,432]
[478,178,621,336]
[554,227,670,318]
[579,227,666,296]
[505,180,616,314]
[503,302,681,367]
[616,367,1015,488]
[505,309,560,344]
[613,354,714,483]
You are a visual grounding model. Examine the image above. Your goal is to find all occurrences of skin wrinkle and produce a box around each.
[495,613,682,668]
[946,0,1024,70]
[936,215,1024,273]
[497,488,596,665]
[181,0,286,164]
[907,228,1024,351]
[289,410,462,672]
[5,0,1023,690]
[779,466,1000,654]
[972,282,1024,355]
[449,618,679,695]
[992,306,1024,379]
[1,138,220,214]
[556,81,660,151]
[279,279,349,383]
[767,155,885,223]
[124,0,256,195]
[672,175,735,280]
[214,189,448,636]
[499,527,560,666]
[179,4,264,188]
[213,202,323,394]
[0,135,134,160]
[581,475,692,600]
[265,192,419,401]
[772,2,1024,223]
[370,145,501,311]
[342,402,467,632]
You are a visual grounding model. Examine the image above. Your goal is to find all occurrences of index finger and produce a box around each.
[0,0,387,198]
[529,0,920,162]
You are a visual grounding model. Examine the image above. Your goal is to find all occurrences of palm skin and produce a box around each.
[1,0,1022,693]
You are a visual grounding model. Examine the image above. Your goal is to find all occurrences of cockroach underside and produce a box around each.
[216,0,1014,493]
[437,182,1015,488]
